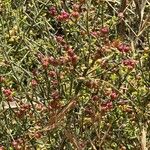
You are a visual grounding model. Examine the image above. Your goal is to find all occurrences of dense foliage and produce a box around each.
[0,0,150,149]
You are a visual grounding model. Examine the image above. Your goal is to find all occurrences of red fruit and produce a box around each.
[61,11,69,19]
[85,107,93,116]
[48,56,58,66]
[53,59,59,66]
[12,140,19,148]
[67,48,75,57]
[101,101,113,111]
[129,60,136,67]
[49,100,61,109]
[72,4,80,11]
[117,44,124,52]
[3,89,12,97]
[123,59,136,69]
[71,55,78,64]
[31,79,38,87]
[117,43,130,52]
[48,71,57,78]
[49,56,55,64]
[91,31,99,38]
[101,27,109,34]
[57,15,64,21]
[101,102,108,112]
[124,46,130,52]
[71,11,79,18]
[15,110,25,118]
[118,12,124,19]
[101,106,108,112]
[56,36,65,45]
[21,103,30,110]
[123,59,129,66]
[61,11,70,19]
[34,132,42,139]
[17,138,24,144]
[49,6,57,16]
[41,57,49,68]
[107,101,113,109]
[110,92,117,100]
[57,11,70,21]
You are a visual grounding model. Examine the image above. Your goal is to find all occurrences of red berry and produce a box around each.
[56,36,65,45]
[117,43,130,52]
[12,140,18,148]
[72,4,80,11]
[101,27,109,34]
[101,106,108,112]
[49,100,61,109]
[71,55,78,64]
[41,57,49,68]
[118,12,124,19]
[110,92,117,100]
[57,15,64,21]
[107,101,113,109]
[16,110,25,118]
[123,59,135,69]
[91,31,99,37]
[31,79,38,87]
[3,89,12,97]
[61,11,69,19]
[34,132,42,139]
[57,11,70,21]
[67,48,75,57]
[49,6,57,16]
[49,56,55,64]
[48,71,57,78]
[71,11,79,18]
[17,138,24,144]
[21,103,31,110]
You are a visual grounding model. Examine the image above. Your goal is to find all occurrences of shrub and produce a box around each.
[0,0,149,149]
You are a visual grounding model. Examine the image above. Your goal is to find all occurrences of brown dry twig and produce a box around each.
[64,129,84,150]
